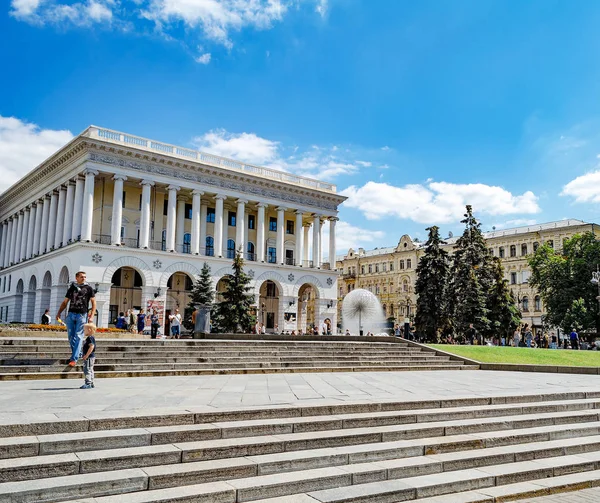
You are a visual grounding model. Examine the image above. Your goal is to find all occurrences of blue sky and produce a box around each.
[3,0,600,253]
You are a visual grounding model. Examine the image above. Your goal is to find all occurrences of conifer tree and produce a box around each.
[449,205,490,338]
[415,226,450,342]
[212,251,255,333]
[185,263,214,329]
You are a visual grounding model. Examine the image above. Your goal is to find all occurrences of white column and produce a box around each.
[318,217,324,267]
[6,218,15,266]
[222,205,229,257]
[62,181,75,245]
[312,214,321,268]
[276,207,285,265]
[176,195,186,251]
[20,207,30,261]
[214,194,225,258]
[0,221,8,267]
[71,176,85,241]
[14,211,24,264]
[39,195,51,253]
[257,203,267,262]
[166,185,179,252]
[236,199,247,257]
[32,200,42,257]
[139,179,154,249]
[191,190,203,255]
[295,211,304,267]
[81,169,98,242]
[200,203,208,254]
[303,223,310,266]
[110,175,126,245]
[54,185,67,249]
[26,205,36,259]
[329,217,337,270]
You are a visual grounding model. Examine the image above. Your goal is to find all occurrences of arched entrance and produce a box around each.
[25,276,37,322]
[298,283,318,334]
[14,279,24,322]
[58,266,70,285]
[109,266,143,325]
[259,280,280,332]
[40,272,52,320]
[165,272,193,333]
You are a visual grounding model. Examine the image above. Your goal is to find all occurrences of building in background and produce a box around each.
[337,220,600,334]
[0,126,345,331]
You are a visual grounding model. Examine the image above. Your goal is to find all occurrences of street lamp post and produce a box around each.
[404,299,410,339]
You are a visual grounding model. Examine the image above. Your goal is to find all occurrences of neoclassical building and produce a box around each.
[0,126,345,332]
[337,219,600,333]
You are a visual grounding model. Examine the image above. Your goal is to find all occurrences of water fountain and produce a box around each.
[341,288,386,336]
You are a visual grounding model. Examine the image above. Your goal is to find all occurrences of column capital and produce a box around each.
[140,179,155,187]
[214,194,226,201]
[256,202,268,208]
[43,193,52,201]
[112,174,128,182]
[66,179,76,187]
[167,184,181,192]
[295,210,304,215]
[276,206,287,212]
[303,222,312,228]
[83,168,99,176]
[236,198,248,205]
[191,189,204,196]
[329,216,339,222]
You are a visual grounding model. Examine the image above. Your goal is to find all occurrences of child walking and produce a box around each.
[81,323,96,389]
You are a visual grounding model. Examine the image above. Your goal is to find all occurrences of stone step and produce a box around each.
[0,364,479,380]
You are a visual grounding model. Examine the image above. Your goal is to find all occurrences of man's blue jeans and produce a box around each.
[66,312,87,362]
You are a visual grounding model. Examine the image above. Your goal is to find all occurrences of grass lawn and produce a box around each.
[428,344,600,367]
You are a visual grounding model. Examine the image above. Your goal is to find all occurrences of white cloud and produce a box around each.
[491,219,537,230]
[195,52,211,64]
[321,221,385,258]
[381,146,390,151]
[341,181,540,224]
[561,170,600,203]
[10,0,114,26]
[0,116,73,194]
[315,0,327,17]
[193,128,369,180]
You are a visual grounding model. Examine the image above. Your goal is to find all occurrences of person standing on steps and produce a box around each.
[41,309,51,325]
[56,271,96,367]
[150,309,160,339]
[169,308,182,339]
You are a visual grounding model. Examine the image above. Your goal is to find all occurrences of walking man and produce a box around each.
[570,328,580,350]
[56,271,96,367]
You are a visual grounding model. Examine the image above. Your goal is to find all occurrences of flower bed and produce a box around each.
[2,324,127,333]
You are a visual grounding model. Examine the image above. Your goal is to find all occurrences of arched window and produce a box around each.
[547,240,554,249]
[521,244,527,256]
[533,242,539,252]
[205,236,214,256]
[510,245,516,257]
[227,239,235,259]
[522,296,529,312]
[183,233,191,254]
[535,296,541,311]
[403,279,409,292]
[499,247,505,258]
[161,229,167,251]
[247,242,256,261]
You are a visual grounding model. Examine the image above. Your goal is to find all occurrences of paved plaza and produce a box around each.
[2,369,600,422]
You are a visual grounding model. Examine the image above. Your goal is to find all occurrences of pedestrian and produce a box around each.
[150,309,160,339]
[56,271,96,367]
[550,331,558,349]
[41,309,51,325]
[466,323,477,345]
[129,309,136,333]
[513,326,521,347]
[137,309,145,334]
[345,328,351,336]
[80,322,96,389]
[169,308,182,339]
[261,323,266,334]
[570,328,580,350]
[524,324,533,348]
[115,312,127,329]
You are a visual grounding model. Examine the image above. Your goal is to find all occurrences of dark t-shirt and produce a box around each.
[83,335,96,358]
[65,282,95,314]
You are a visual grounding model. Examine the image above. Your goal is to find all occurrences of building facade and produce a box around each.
[337,220,600,333]
[0,126,345,332]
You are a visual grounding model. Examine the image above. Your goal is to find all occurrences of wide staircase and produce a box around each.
[3,391,600,502]
[0,337,476,380]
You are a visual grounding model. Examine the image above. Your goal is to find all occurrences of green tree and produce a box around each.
[212,251,255,333]
[487,257,521,339]
[529,232,600,333]
[415,226,450,342]
[449,205,490,337]
[563,298,588,333]
[184,262,214,329]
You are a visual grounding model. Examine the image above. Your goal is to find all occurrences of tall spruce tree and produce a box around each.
[212,251,255,333]
[449,205,490,338]
[487,257,521,339]
[186,262,214,329]
[415,226,450,342]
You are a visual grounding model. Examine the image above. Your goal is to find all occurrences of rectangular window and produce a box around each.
[185,204,193,219]
[139,194,142,211]
[207,207,215,223]
[368,264,372,273]
[286,220,294,235]
[390,262,394,271]
[399,260,404,270]
[122,191,126,208]
[269,217,277,232]
[163,200,168,216]
[407,259,412,269]
[268,247,277,263]
[375,264,379,273]
[228,211,236,227]
[361,265,365,274]
[248,214,255,230]
[510,272,517,285]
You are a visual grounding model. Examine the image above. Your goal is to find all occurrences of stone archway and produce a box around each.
[40,271,52,320]
[258,280,281,332]
[158,262,200,289]
[164,271,195,333]
[24,275,37,323]
[297,283,318,334]
[109,267,144,326]
[13,279,24,322]
[102,256,153,286]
